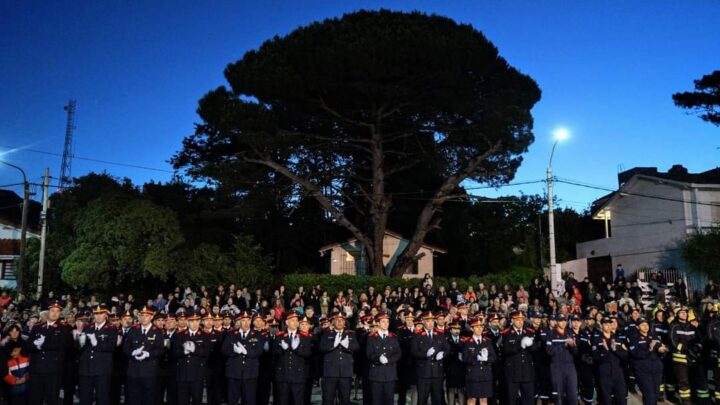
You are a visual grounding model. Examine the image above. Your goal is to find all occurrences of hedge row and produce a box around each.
[283,266,538,297]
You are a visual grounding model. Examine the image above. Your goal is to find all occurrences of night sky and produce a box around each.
[1,1,719,212]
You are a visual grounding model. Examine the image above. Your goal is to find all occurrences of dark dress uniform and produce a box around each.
[203,328,224,405]
[444,334,466,392]
[157,329,179,405]
[254,329,273,405]
[111,326,131,405]
[545,327,578,405]
[461,335,497,398]
[591,332,628,405]
[78,322,118,405]
[410,328,450,405]
[395,324,416,405]
[365,330,401,405]
[172,329,212,405]
[272,329,313,405]
[318,328,359,405]
[26,320,73,405]
[122,324,166,405]
[221,328,264,405]
[707,316,720,402]
[62,323,80,405]
[499,326,538,405]
[628,330,664,405]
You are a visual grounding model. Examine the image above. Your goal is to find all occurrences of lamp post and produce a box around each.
[547,128,568,295]
[0,161,29,292]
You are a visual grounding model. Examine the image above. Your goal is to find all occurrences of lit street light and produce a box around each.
[547,128,569,295]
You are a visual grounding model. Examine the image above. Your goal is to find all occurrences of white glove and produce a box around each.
[521,336,534,349]
[187,341,195,353]
[333,332,342,347]
[131,346,144,357]
[291,335,300,350]
[379,354,388,364]
[33,335,45,349]
[164,338,171,349]
[478,348,489,362]
[88,333,98,347]
[340,335,350,349]
[263,341,270,351]
[233,342,243,354]
[435,351,444,361]
[280,340,289,350]
[116,335,123,346]
[134,351,150,361]
[78,333,87,347]
[426,347,436,358]
[458,353,463,361]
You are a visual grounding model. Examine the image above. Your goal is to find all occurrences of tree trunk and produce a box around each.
[389,142,503,277]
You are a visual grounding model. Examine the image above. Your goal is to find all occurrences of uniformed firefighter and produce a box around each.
[628,317,666,405]
[77,304,118,405]
[173,309,212,405]
[462,316,496,405]
[669,306,698,405]
[319,312,359,405]
[591,317,628,405]
[365,312,401,405]
[545,314,578,405]
[272,311,313,405]
[122,306,166,405]
[445,321,466,405]
[222,310,264,405]
[499,310,538,405]
[411,311,450,405]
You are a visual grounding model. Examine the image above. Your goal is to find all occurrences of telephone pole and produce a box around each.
[37,168,50,296]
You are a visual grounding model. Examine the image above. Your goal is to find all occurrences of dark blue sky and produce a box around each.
[1,1,719,211]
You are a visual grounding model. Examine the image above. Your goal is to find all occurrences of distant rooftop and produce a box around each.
[618,164,720,187]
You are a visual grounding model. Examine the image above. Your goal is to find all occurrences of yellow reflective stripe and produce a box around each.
[677,343,683,351]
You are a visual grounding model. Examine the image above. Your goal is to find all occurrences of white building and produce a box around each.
[0,190,41,289]
[575,165,720,282]
[319,230,446,278]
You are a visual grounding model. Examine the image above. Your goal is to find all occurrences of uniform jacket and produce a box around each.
[545,328,578,364]
[78,322,118,376]
[26,321,73,375]
[461,336,496,383]
[628,332,664,373]
[172,329,211,382]
[221,328,264,379]
[122,324,165,378]
[591,332,628,376]
[499,326,538,382]
[365,331,401,382]
[411,328,450,379]
[318,329,359,378]
[272,330,313,383]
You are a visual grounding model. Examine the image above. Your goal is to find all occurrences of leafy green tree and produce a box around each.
[60,196,184,290]
[673,70,720,126]
[173,10,541,277]
[681,227,720,279]
[173,235,274,288]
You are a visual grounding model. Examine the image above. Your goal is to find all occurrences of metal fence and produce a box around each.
[636,267,708,302]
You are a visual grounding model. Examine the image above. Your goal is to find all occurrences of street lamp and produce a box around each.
[547,128,569,295]
[0,161,29,292]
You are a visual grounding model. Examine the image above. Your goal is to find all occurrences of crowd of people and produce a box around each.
[0,267,715,405]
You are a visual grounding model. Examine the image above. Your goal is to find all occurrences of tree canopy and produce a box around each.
[173,10,541,277]
[673,70,720,126]
[681,227,720,279]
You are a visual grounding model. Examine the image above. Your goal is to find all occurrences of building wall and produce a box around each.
[327,235,435,278]
[577,177,720,276]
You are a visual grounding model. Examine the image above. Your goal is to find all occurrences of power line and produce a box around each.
[555,178,720,208]
[0,144,174,174]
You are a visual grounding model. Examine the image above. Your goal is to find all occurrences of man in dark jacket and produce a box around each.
[365,312,401,405]
[77,304,118,405]
[123,306,166,405]
[222,310,264,405]
[411,311,450,405]
[272,311,313,405]
[172,309,212,405]
[319,312,359,405]
[499,311,539,405]
[26,300,73,405]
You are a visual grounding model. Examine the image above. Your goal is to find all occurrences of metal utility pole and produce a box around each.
[547,165,559,294]
[37,168,50,296]
[0,161,29,292]
[60,100,76,191]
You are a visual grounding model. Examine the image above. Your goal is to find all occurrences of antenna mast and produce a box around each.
[60,100,76,190]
